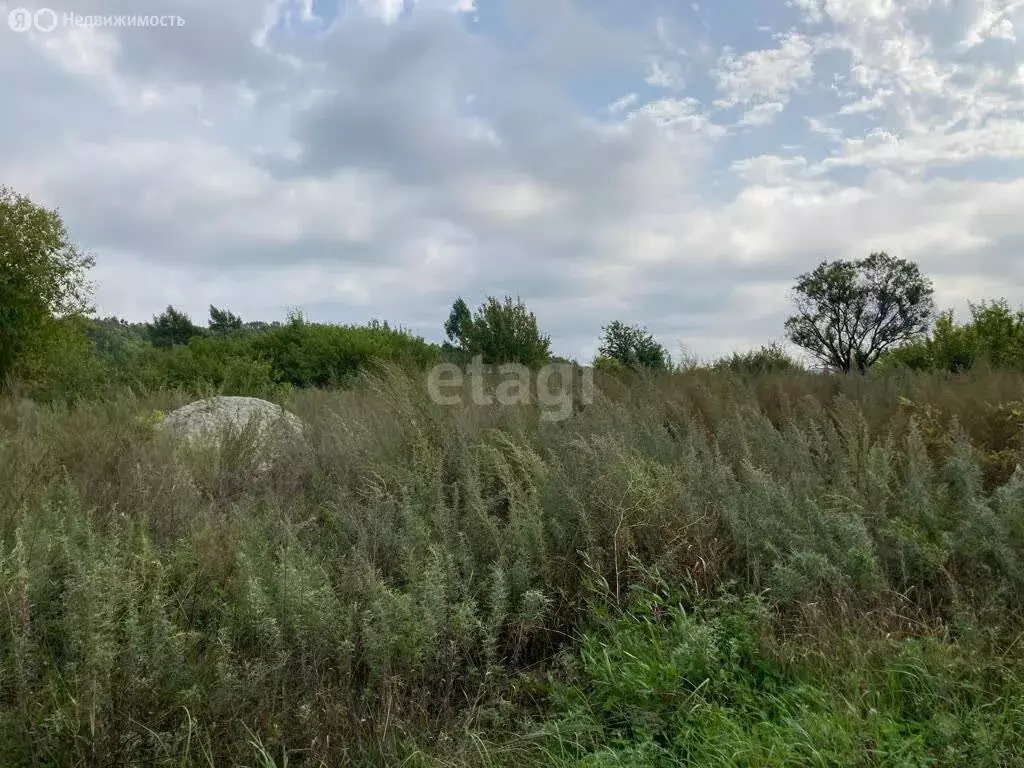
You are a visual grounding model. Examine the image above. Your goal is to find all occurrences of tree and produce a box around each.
[0,186,94,387]
[84,316,150,365]
[444,297,472,350]
[784,252,935,373]
[443,295,551,367]
[596,321,668,370]
[209,305,243,335]
[881,299,1024,373]
[714,343,802,374]
[243,320,282,333]
[147,305,204,348]
[964,299,1024,369]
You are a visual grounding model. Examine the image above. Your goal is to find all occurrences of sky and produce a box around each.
[2,0,1023,362]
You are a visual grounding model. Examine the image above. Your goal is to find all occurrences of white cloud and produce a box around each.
[634,97,728,139]
[812,120,1024,173]
[646,58,686,88]
[607,93,639,114]
[360,0,406,24]
[788,0,825,25]
[0,0,1021,361]
[713,33,817,108]
[960,0,1024,48]
[837,87,892,114]
[456,177,568,225]
[737,101,785,126]
[731,154,808,184]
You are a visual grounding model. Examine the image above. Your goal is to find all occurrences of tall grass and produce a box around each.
[1,366,1023,765]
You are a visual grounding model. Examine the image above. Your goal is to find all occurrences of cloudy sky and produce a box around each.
[2,0,1023,361]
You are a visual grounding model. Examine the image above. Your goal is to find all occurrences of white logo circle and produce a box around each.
[7,7,33,31]
[33,7,57,32]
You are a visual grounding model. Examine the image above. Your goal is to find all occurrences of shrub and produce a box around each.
[713,343,802,375]
[444,296,551,367]
[247,314,440,387]
[105,315,441,397]
[883,301,1024,373]
[597,321,669,370]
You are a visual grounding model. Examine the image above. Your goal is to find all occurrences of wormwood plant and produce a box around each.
[1,366,1024,765]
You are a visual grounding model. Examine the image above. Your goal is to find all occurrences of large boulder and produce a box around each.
[156,396,307,473]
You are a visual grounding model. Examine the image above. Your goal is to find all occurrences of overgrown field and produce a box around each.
[2,367,1024,766]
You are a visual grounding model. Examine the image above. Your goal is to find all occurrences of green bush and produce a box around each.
[12,316,108,402]
[713,343,803,375]
[597,321,669,370]
[101,315,441,398]
[884,301,1024,373]
[444,296,551,367]
[247,314,440,387]
[116,341,284,399]
[84,316,150,366]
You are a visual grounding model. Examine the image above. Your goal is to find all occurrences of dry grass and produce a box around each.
[1,366,1023,765]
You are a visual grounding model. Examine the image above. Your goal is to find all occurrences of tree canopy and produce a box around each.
[209,305,244,335]
[147,306,204,348]
[784,252,935,373]
[0,186,94,387]
[596,321,669,370]
[444,295,551,367]
[882,299,1024,373]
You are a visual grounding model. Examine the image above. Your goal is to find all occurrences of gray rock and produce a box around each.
[156,396,306,473]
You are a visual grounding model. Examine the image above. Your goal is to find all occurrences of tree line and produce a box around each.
[3,185,1023,400]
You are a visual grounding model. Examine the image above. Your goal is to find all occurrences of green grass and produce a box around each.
[1,366,1023,765]
[525,582,1024,767]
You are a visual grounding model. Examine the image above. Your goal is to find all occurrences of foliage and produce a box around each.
[242,320,284,333]
[597,321,669,370]
[533,586,1024,767]
[444,297,473,350]
[13,301,442,401]
[0,186,94,389]
[84,316,150,366]
[208,304,244,335]
[785,252,935,373]
[117,338,283,399]
[592,354,626,372]
[713,343,802,375]
[113,314,441,395]
[672,345,701,372]
[245,314,441,387]
[967,300,1024,367]
[147,305,206,348]
[444,296,551,367]
[12,316,107,401]
[884,300,1024,373]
